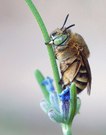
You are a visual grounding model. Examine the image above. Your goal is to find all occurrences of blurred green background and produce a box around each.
[0,0,106,135]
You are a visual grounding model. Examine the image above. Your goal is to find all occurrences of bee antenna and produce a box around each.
[61,14,69,29]
[65,24,75,31]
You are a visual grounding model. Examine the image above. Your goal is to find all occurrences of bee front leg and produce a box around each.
[59,79,66,90]
[72,43,83,56]
[45,40,53,45]
[58,78,64,85]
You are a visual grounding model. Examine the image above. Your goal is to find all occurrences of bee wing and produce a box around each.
[62,58,82,84]
[71,59,82,81]
[60,56,77,74]
[81,52,92,95]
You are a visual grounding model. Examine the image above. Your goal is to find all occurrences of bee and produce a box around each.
[47,14,92,94]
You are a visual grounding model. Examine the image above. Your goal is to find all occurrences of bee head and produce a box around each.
[49,14,75,46]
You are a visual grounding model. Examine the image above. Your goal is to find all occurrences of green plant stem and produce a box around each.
[35,69,50,103]
[25,0,62,94]
[62,124,72,135]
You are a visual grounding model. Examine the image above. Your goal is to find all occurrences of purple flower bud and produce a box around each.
[42,77,55,92]
[59,86,71,101]
[59,86,71,121]
[60,101,70,121]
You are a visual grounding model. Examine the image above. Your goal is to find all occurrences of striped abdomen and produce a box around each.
[74,66,88,93]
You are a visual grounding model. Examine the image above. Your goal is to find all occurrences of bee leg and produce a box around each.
[72,43,83,56]
[45,40,53,45]
[62,85,66,90]
[58,78,64,86]
[45,42,49,45]
[59,79,68,90]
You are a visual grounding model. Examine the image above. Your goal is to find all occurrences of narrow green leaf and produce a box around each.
[69,83,77,125]
[35,69,49,102]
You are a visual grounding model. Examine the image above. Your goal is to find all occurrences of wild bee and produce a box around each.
[47,14,92,94]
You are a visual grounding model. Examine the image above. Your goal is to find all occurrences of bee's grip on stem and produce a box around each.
[45,40,53,45]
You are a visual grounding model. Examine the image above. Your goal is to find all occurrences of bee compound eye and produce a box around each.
[54,36,63,45]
